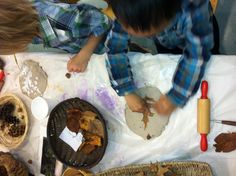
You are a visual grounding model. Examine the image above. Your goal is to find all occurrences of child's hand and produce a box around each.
[67,52,91,73]
[67,34,104,73]
[125,93,148,113]
[152,95,176,116]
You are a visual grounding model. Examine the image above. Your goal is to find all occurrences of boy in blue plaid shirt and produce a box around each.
[0,0,111,72]
[107,0,218,116]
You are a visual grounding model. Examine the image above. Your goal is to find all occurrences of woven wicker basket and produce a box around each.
[0,93,28,149]
[96,161,213,176]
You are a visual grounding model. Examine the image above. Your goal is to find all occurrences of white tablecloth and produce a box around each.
[0,52,236,176]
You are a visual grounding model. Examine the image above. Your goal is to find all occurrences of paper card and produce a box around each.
[59,127,83,151]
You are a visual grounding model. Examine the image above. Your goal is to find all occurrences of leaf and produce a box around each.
[214,132,236,153]
[142,110,149,129]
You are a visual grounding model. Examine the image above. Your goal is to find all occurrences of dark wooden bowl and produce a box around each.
[47,98,107,169]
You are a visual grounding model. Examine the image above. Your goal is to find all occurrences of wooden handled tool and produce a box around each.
[212,120,236,126]
[197,80,210,152]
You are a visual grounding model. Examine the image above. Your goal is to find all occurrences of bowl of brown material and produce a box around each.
[47,98,107,169]
[0,94,28,149]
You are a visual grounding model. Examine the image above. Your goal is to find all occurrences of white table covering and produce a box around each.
[0,52,235,176]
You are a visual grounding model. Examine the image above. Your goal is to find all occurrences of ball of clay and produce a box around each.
[19,60,47,99]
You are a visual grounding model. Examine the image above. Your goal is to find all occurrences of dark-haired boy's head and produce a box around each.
[109,0,181,37]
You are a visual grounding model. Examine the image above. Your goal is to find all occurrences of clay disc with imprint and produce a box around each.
[19,60,47,99]
[125,87,170,140]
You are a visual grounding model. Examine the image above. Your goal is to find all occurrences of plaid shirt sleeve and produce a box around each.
[166,0,214,107]
[32,0,111,53]
[105,20,136,96]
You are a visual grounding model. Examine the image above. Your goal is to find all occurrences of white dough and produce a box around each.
[125,86,170,140]
[19,60,47,99]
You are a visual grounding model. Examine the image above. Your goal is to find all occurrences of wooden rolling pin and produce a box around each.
[197,80,210,152]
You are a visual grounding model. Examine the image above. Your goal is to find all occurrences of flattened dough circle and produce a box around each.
[125,86,170,140]
[19,60,47,99]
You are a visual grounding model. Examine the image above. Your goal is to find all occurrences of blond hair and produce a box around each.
[0,0,40,55]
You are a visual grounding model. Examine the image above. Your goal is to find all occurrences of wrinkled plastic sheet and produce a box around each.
[0,52,236,175]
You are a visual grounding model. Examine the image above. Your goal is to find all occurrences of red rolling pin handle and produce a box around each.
[200,134,208,152]
[201,81,208,99]
[0,70,5,81]
[200,80,209,152]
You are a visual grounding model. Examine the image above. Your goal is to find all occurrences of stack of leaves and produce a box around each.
[66,109,104,154]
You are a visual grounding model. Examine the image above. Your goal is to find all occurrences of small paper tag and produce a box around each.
[59,127,83,152]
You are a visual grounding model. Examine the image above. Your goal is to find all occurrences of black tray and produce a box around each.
[47,97,107,169]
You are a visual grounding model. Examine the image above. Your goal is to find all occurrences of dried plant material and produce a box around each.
[79,117,90,131]
[66,109,103,154]
[83,132,102,147]
[142,110,149,129]
[81,131,102,153]
[214,132,236,152]
[8,125,25,137]
[157,165,173,176]
[81,144,96,155]
[79,112,96,131]
[0,94,28,149]
[82,111,97,119]
[63,167,93,176]
[146,134,152,140]
[0,152,28,176]
[134,171,144,176]
[65,72,71,79]
[66,109,82,133]
[88,119,104,138]
[141,97,155,129]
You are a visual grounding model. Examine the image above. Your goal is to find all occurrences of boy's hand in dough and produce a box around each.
[152,95,176,116]
[125,93,149,113]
